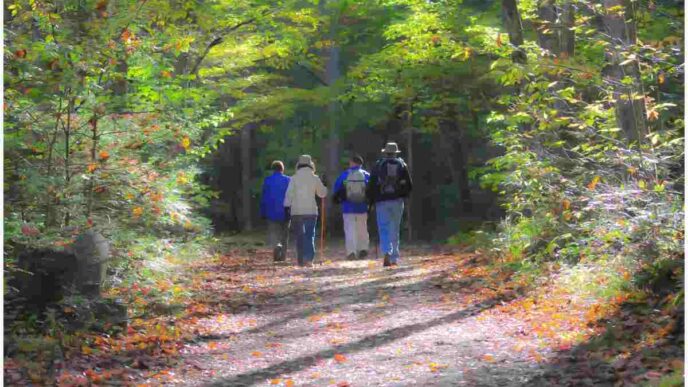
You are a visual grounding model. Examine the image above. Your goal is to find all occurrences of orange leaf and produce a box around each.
[285,380,295,387]
[208,342,218,350]
[251,351,262,357]
[270,379,281,385]
[334,353,347,363]
[482,354,495,362]
[587,176,601,190]
[496,33,502,47]
[99,150,110,161]
[562,199,571,210]
[647,108,659,121]
[336,382,350,387]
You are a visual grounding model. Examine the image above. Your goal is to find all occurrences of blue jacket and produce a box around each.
[334,166,370,214]
[260,172,291,221]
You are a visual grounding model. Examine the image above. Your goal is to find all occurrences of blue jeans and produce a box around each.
[375,199,404,263]
[291,215,317,264]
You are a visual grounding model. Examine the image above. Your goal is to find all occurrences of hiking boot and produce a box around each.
[383,254,391,267]
[346,253,357,260]
[273,244,284,262]
[358,250,368,259]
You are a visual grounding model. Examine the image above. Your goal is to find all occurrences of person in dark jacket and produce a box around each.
[366,143,413,267]
[260,160,291,261]
[334,155,370,260]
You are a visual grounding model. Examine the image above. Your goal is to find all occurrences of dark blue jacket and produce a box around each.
[334,166,370,214]
[260,172,291,221]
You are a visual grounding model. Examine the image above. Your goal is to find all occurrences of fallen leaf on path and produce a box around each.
[334,353,347,363]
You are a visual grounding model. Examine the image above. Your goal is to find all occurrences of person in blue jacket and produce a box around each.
[260,160,291,261]
[334,155,370,260]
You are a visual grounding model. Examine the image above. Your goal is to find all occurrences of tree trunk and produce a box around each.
[86,116,98,218]
[403,109,413,243]
[601,0,647,142]
[536,0,560,56]
[240,125,253,231]
[560,1,576,57]
[501,0,527,63]
[322,1,340,228]
[63,97,74,227]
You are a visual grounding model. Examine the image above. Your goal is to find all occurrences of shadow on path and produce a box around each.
[205,296,504,386]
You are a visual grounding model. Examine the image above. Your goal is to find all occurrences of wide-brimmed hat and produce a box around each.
[296,154,315,169]
[381,142,402,154]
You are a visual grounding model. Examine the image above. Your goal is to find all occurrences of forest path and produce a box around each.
[138,244,544,386]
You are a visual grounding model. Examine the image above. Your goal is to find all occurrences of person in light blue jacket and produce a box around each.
[260,160,291,261]
[334,155,370,260]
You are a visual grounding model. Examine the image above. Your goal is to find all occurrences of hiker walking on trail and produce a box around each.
[284,155,328,267]
[367,142,413,267]
[334,155,370,260]
[260,161,291,262]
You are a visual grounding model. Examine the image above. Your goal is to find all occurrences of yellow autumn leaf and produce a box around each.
[270,379,281,385]
[181,136,191,150]
[285,380,295,387]
[562,199,571,210]
[251,351,262,357]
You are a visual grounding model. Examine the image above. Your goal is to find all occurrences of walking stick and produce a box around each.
[319,196,326,264]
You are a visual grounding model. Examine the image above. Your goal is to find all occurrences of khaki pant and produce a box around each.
[267,220,289,250]
[343,213,369,256]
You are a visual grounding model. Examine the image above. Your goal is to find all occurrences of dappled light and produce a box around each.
[4,0,683,385]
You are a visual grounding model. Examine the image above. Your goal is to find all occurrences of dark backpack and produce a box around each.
[377,158,406,196]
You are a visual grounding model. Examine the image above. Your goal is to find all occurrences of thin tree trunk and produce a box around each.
[501,0,527,63]
[240,126,253,231]
[45,97,62,228]
[403,108,413,243]
[602,0,647,142]
[86,116,98,218]
[560,1,576,57]
[63,97,74,227]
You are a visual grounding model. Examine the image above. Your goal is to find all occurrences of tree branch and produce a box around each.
[189,11,271,77]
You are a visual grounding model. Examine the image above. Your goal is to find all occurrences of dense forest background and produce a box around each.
[3,0,685,384]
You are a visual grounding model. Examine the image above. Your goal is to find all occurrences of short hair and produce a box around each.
[351,155,364,165]
[271,160,284,172]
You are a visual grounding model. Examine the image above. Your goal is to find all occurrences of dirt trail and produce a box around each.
[158,245,543,386]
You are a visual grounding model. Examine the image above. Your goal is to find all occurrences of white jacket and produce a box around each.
[284,167,327,216]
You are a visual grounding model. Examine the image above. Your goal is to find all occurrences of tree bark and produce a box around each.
[240,125,253,231]
[601,0,647,142]
[536,0,560,55]
[501,0,527,63]
[322,0,340,228]
[560,1,576,57]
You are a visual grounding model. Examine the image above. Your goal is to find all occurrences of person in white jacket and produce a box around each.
[284,155,328,267]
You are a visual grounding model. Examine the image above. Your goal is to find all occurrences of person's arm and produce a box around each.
[366,164,378,203]
[333,171,346,203]
[315,175,328,198]
[401,161,413,196]
[284,179,294,207]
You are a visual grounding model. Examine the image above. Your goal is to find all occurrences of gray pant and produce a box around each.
[267,220,290,250]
